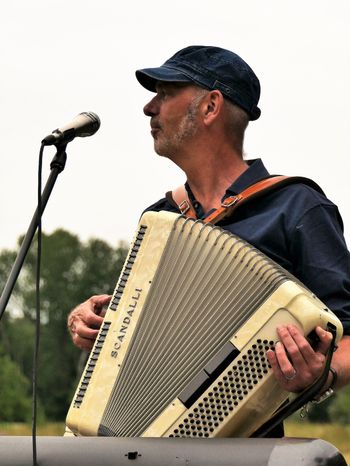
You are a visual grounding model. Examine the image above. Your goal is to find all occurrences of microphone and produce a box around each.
[42,112,101,146]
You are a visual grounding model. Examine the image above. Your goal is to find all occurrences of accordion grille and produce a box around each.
[98,216,289,437]
[168,338,275,437]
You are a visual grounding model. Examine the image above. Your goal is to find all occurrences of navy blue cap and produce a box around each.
[136,45,261,121]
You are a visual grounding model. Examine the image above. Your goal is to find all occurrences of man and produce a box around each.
[68,46,350,434]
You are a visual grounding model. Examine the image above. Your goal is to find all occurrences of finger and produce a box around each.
[90,294,112,309]
[266,348,297,388]
[266,348,284,380]
[286,324,317,361]
[283,325,328,376]
[315,326,333,355]
[276,325,308,369]
[278,325,326,383]
[274,340,299,378]
[89,295,112,316]
[72,332,96,351]
[84,310,104,329]
[75,321,100,340]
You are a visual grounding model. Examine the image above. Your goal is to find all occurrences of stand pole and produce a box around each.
[0,144,67,320]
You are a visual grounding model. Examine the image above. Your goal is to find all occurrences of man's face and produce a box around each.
[143,82,205,158]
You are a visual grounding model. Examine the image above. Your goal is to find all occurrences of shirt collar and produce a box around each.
[225,159,270,196]
[185,158,271,218]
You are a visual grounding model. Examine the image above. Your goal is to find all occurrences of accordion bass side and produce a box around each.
[66,211,343,438]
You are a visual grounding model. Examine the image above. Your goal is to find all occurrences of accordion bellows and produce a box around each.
[66,211,343,438]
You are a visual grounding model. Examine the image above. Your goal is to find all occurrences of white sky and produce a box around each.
[1,0,349,252]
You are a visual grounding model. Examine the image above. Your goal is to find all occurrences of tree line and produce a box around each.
[0,228,349,424]
[0,229,128,422]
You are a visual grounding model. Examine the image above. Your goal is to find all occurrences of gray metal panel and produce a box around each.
[0,437,346,466]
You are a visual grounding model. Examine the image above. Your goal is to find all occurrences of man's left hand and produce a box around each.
[266,325,333,392]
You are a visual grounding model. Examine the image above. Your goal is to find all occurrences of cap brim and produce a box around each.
[135,66,193,92]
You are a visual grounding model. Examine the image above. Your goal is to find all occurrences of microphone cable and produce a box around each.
[32,142,45,466]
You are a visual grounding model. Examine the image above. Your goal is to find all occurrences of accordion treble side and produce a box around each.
[66,211,343,438]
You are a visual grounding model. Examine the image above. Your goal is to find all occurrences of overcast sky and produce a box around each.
[1,0,349,254]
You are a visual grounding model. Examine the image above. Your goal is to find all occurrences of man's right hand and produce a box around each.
[67,294,111,351]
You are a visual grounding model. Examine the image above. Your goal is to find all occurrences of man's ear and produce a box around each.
[202,90,224,126]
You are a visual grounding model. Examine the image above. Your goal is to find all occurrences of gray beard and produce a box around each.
[154,95,202,158]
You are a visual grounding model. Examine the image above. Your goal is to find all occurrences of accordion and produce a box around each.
[66,211,343,438]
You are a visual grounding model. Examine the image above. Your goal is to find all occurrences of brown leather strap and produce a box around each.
[171,185,197,218]
[204,175,289,224]
[169,175,323,225]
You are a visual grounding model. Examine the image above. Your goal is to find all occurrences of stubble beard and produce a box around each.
[154,98,202,158]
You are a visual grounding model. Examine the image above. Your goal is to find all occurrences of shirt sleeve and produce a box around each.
[290,203,350,335]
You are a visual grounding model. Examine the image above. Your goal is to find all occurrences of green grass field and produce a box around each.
[0,422,65,436]
[0,421,349,464]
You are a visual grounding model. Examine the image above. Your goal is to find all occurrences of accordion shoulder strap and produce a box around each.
[168,175,324,225]
[166,185,197,218]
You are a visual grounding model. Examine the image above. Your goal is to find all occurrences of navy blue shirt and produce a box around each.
[145,159,350,335]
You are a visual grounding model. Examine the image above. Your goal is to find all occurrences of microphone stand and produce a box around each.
[0,143,68,320]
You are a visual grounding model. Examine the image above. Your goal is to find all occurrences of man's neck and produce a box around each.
[165,125,249,213]
[184,151,248,213]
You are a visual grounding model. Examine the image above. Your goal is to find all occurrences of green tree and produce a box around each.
[0,249,20,319]
[1,316,35,381]
[0,229,128,420]
[0,344,32,422]
[0,250,34,422]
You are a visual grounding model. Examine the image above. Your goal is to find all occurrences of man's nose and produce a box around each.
[143,95,159,116]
